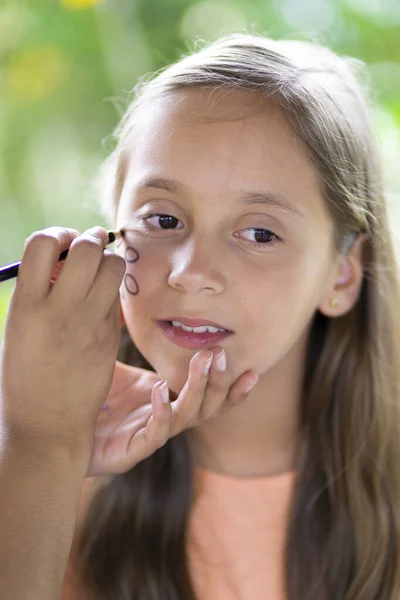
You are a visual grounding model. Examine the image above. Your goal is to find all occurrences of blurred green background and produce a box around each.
[1,0,400,338]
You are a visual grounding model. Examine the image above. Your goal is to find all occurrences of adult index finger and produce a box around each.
[17,227,80,299]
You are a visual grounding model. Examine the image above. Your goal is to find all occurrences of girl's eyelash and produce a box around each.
[140,213,281,248]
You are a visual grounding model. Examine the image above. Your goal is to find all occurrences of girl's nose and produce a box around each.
[167,239,225,294]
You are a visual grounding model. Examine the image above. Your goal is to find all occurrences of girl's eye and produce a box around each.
[140,213,280,248]
[237,228,279,247]
[142,213,183,230]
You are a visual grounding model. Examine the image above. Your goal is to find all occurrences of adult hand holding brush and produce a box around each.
[1,226,126,458]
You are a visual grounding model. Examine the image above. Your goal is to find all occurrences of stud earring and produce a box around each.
[329,297,339,309]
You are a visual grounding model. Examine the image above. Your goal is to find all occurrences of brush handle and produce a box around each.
[0,230,120,283]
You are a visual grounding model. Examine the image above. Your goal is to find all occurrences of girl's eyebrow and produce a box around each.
[136,176,305,219]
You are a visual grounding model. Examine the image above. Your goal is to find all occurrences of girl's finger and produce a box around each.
[125,380,172,468]
[197,349,233,421]
[169,350,213,437]
[18,227,80,299]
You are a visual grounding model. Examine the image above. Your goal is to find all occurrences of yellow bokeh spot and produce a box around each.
[60,0,104,9]
[5,46,69,102]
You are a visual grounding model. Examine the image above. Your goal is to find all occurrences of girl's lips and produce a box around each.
[156,320,233,349]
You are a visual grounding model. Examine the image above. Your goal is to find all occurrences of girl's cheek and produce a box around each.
[119,240,164,300]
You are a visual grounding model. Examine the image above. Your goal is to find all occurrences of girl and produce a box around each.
[1,32,400,600]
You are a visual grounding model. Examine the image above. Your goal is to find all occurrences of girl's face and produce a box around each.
[115,88,337,395]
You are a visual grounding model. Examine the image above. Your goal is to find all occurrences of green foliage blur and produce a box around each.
[1,0,400,337]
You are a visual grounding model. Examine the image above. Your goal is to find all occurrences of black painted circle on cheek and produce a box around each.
[123,245,140,295]
[124,273,139,295]
[126,246,139,263]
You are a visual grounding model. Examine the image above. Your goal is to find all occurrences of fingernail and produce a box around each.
[204,353,213,374]
[160,381,170,403]
[244,375,258,395]
[215,349,226,371]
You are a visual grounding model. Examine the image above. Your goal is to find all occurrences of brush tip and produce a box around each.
[107,230,123,243]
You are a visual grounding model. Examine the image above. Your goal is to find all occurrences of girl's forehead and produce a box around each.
[128,89,313,174]
[122,89,327,222]
[133,88,296,142]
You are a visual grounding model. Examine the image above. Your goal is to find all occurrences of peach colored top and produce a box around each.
[62,466,296,599]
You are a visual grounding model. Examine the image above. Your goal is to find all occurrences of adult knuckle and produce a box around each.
[43,317,71,348]
[25,231,59,252]
[71,237,103,257]
[88,226,108,242]
[55,314,102,346]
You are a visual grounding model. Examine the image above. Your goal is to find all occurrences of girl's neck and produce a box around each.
[189,436,301,478]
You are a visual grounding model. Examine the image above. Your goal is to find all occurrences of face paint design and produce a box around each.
[123,245,140,296]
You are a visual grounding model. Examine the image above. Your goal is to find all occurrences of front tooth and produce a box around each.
[192,326,209,333]
[172,321,194,331]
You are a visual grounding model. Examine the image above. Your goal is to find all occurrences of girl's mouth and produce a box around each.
[156,320,233,349]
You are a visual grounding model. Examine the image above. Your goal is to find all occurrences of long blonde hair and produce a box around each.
[77,33,400,599]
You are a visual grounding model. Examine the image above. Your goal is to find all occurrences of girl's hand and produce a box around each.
[87,350,259,476]
[0,226,126,460]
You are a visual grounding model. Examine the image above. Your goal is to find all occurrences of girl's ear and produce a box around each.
[319,233,368,318]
